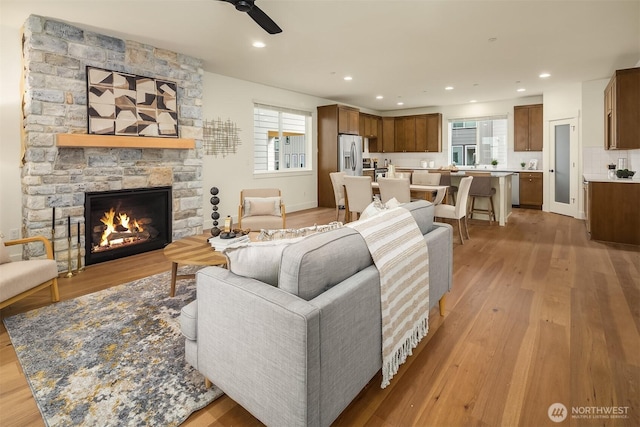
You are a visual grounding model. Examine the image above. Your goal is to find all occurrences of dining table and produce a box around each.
[371,182,449,205]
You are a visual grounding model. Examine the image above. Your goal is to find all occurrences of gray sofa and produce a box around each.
[180,200,453,427]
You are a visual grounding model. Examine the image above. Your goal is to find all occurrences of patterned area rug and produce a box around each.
[3,267,223,426]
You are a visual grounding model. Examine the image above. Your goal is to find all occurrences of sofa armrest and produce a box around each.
[194,266,322,427]
[424,222,453,312]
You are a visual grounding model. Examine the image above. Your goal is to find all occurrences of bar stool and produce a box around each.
[439,171,458,205]
[467,172,496,224]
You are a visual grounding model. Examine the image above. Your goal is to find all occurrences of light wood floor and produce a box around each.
[1,208,638,426]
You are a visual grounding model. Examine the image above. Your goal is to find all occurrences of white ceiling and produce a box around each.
[4,0,640,112]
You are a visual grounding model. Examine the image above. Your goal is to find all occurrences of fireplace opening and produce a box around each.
[85,186,172,265]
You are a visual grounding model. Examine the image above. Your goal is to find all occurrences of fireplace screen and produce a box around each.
[85,187,172,265]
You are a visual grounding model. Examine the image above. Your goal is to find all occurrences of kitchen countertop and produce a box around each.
[395,167,541,174]
[583,174,639,183]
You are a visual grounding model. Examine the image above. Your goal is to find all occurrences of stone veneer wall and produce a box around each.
[21,15,204,270]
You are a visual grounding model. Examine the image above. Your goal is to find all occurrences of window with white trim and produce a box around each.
[253,103,311,172]
[449,116,507,167]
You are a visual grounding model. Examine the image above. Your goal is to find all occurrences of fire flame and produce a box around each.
[99,208,143,247]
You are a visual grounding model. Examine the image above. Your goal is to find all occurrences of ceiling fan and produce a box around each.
[219,0,282,34]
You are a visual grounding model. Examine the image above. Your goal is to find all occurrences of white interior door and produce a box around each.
[549,119,578,217]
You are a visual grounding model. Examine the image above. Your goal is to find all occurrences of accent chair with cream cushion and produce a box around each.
[0,235,60,310]
[238,188,286,231]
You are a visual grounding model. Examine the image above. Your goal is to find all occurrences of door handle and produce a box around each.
[549,169,554,173]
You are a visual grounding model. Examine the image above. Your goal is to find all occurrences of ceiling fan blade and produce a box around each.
[247,5,282,34]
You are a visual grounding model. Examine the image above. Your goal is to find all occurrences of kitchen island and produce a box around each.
[396,167,513,226]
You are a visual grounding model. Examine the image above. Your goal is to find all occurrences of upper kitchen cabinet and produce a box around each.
[514,104,543,152]
[380,117,395,152]
[337,105,360,135]
[359,113,380,139]
[395,116,416,152]
[604,67,640,150]
[414,113,442,152]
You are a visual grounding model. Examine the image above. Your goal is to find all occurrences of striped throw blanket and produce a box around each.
[347,207,429,388]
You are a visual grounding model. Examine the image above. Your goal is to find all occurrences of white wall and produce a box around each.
[201,72,333,231]
[0,10,28,244]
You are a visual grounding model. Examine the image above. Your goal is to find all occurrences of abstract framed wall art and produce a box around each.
[87,66,178,137]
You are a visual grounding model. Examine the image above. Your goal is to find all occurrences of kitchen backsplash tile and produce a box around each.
[583,147,639,174]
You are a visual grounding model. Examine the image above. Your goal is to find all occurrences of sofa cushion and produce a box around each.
[243,196,281,217]
[279,228,373,301]
[223,238,305,287]
[180,300,198,341]
[0,237,11,264]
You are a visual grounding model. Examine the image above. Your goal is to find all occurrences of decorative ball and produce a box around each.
[211,212,220,220]
[211,227,221,237]
[210,196,220,205]
[210,187,219,195]
[212,205,218,211]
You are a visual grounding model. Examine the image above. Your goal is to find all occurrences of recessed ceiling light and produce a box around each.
[344,76,353,81]
[470,100,477,103]
[517,88,526,92]
[539,73,551,78]
[376,95,384,100]
[445,86,454,91]
[252,41,266,48]
[397,102,404,106]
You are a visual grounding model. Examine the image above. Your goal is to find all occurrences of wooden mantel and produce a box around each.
[56,134,195,149]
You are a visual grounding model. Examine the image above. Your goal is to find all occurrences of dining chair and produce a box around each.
[434,176,473,244]
[377,177,411,204]
[343,175,373,222]
[466,172,496,224]
[329,171,347,221]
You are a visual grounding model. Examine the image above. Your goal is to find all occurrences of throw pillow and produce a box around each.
[223,237,305,286]
[359,197,402,220]
[243,197,281,217]
[0,236,12,264]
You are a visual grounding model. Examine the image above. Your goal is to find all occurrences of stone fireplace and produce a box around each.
[84,187,172,265]
[21,15,205,271]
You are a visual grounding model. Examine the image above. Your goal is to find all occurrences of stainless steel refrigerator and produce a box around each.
[338,134,363,176]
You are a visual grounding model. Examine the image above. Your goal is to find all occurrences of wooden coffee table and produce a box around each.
[163,234,227,297]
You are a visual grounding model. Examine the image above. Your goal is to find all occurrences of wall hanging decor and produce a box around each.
[203,117,242,157]
[87,66,178,138]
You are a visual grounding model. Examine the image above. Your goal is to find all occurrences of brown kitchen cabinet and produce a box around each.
[604,67,640,150]
[588,181,640,245]
[337,105,359,135]
[514,104,543,152]
[317,104,360,207]
[394,116,416,152]
[380,117,395,152]
[414,113,442,152]
[359,113,379,139]
[519,172,543,208]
